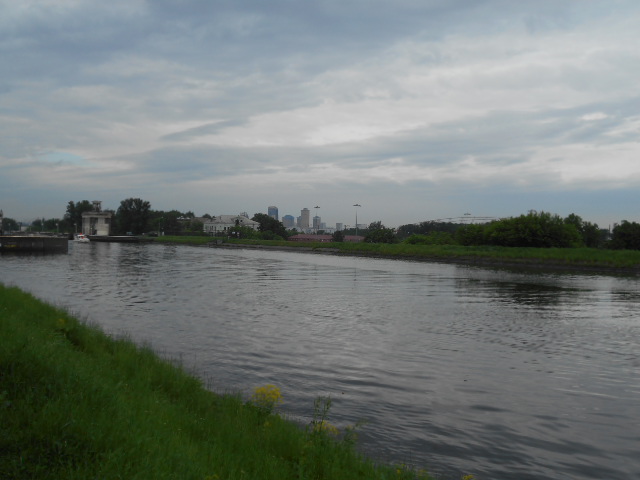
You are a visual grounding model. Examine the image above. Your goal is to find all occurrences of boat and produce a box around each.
[74,234,91,243]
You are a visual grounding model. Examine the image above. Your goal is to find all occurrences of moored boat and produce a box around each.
[74,234,90,243]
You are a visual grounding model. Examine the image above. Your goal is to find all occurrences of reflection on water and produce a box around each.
[1,242,639,480]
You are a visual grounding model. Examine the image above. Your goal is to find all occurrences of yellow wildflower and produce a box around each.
[250,384,282,412]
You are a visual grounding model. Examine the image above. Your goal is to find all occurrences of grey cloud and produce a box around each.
[160,119,248,142]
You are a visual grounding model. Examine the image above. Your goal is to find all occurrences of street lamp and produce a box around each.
[314,206,320,234]
[353,204,361,237]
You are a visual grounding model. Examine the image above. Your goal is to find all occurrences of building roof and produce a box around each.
[204,215,259,227]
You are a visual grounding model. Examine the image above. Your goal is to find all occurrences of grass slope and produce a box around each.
[0,284,431,480]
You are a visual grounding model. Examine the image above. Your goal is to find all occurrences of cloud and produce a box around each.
[1,0,639,227]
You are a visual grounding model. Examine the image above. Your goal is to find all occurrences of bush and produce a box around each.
[404,232,456,245]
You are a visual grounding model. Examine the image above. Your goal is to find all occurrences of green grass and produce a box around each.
[153,236,640,270]
[0,284,432,480]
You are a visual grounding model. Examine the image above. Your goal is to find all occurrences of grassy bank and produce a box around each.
[0,284,432,480]
[155,236,640,271]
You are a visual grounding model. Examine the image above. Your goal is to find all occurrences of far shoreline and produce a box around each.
[151,236,640,276]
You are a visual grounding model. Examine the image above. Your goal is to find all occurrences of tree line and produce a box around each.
[398,211,640,250]
[1,199,202,237]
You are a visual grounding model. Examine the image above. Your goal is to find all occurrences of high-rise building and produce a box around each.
[268,206,278,220]
[336,223,344,231]
[300,208,310,228]
[313,216,321,230]
[282,215,295,228]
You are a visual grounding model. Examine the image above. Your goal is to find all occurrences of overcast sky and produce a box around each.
[1,0,639,228]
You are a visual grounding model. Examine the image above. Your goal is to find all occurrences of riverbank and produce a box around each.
[154,236,640,274]
[0,284,433,480]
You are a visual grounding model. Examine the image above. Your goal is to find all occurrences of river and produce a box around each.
[1,242,639,479]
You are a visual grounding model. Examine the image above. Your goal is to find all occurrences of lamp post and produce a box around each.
[353,204,361,237]
[314,206,320,234]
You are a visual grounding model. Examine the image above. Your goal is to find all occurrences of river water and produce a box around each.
[1,242,639,479]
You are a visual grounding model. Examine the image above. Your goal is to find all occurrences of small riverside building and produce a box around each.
[81,201,112,236]
[203,215,259,235]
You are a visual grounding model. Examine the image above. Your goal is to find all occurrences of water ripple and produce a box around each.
[1,243,639,479]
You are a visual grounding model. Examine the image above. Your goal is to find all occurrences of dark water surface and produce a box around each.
[2,242,639,479]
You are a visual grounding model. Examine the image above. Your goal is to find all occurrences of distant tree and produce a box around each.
[609,220,640,250]
[364,221,396,244]
[332,230,345,242]
[564,213,603,248]
[396,221,464,240]
[455,224,487,246]
[63,200,93,233]
[159,210,186,234]
[27,219,44,232]
[43,218,62,233]
[252,213,288,238]
[483,211,581,248]
[1,217,20,233]
[404,232,456,245]
[187,220,204,233]
[227,225,260,239]
[116,198,151,234]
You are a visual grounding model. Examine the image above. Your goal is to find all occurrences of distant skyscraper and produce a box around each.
[313,215,321,229]
[282,215,295,228]
[268,206,278,220]
[336,223,343,231]
[300,208,310,228]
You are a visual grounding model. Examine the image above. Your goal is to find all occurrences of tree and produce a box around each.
[187,220,204,233]
[156,210,185,235]
[63,200,93,233]
[396,221,464,240]
[364,221,396,244]
[332,230,345,242]
[116,198,151,235]
[227,225,260,239]
[609,220,640,250]
[564,213,603,248]
[483,211,581,248]
[404,232,456,245]
[252,213,288,239]
[1,217,20,233]
[455,224,487,246]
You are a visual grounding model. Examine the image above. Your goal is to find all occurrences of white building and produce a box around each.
[81,201,112,236]
[203,215,259,234]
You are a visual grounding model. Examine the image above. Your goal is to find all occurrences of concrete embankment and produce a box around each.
[0,236,68,253]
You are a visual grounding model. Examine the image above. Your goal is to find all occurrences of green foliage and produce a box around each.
[116,198,151,235]
[609,220,640,250]
[63,200,93,232]
[453,211,582,248]
[396,221,464,240]
[252,213,289,239]
[563,213,604,248]
[1,217,20,233]
[364,221,396,244]
[332,230,345,242]
[228,225,261,239]
[404,232,456,245]
[0,285,435,480]
[455,224,487,246]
